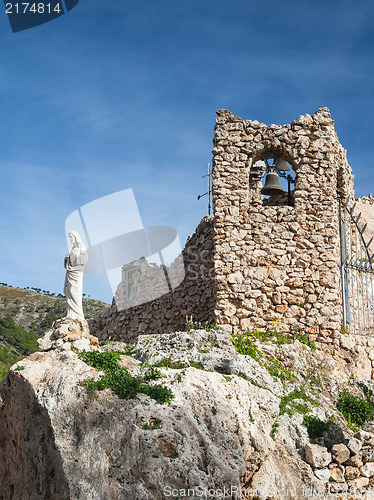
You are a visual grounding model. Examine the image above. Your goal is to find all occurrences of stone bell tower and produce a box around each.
[212,107,354,341]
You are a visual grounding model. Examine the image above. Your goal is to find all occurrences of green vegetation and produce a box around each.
[0,344,22,380]
[231,332,298,382]
[279,388,318,416]
[154,358,188,369]
[337,390,374,428]
[211,406,217,415]
[0,315,38,353]
[79,350,173,404]
[189,361,206,370]
[99,341,139,357]
[231,324,321,387]
[31,306,66,336]
[142,366,162,381]
[153,358,206,371]
[270,421,279,440]
[99,340,113,346]
[232,325,316,354]
[303,415,333,439]
[231,333,263,362]
[0,284,109,379]
[185,315,221,332]
[264,358,295,382]
[305,371,322,389]
[140,418,161,430]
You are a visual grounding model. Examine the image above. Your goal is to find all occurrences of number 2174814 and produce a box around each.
[5,3,62,14]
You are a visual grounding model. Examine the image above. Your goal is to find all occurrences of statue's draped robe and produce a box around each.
[64,248,88,320]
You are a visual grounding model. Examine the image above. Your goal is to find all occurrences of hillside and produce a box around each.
[0,284,110,378]
[0,284,109,335]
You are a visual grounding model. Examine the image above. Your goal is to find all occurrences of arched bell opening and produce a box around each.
[250,154,296,207]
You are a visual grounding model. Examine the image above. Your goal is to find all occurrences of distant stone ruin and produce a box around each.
[91,107,360,343]
[92,216,215,342]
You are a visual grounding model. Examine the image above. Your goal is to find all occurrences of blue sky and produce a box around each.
[0,0,373,303]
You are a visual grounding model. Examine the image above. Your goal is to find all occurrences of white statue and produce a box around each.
[64,230,88,320]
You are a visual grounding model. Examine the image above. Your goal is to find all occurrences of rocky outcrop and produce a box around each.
[1,329,374,499]
[37,317,99,353]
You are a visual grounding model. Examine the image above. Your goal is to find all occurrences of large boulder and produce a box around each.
[0,345,283,499]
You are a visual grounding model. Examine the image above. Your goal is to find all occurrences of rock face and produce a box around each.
[2,328,374,499]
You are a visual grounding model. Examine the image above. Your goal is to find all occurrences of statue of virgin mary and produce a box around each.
[64,230,88,320]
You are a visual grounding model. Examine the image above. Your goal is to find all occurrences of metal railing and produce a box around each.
[340,198,374,335]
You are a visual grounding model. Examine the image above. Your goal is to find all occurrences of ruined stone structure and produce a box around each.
[212,107,354,340]
[91,216,215,342]
[91,107,356,342]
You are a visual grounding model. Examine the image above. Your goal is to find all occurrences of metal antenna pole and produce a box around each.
[197,162,212,215]
[208,163,211,215]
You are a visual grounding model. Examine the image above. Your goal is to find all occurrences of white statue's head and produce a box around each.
[69,230,86,250]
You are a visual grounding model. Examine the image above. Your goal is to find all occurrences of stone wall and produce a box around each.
[90,216,215,342]
[212,107,354,340]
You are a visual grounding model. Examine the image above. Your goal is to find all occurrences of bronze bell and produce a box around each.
[276,158,290,172]
[261,172,284,196]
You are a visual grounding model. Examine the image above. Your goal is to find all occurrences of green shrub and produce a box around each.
[232,335,296,381]
[154,358,188,369]
[231,334,263,362]
[279,388,318,416]
[79,351,173,404]
[232,326,316,353]
[0,344,22,380]
[0,315,38,352]
[264,358,295,382]
[189,361,206,371]
[337,390,374,427]
[141,418,161,430]
[0,365,8,380]
[270,421,279,440]
[143,384,173,404]
[303,415,333,439]
[143,366,162,381]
